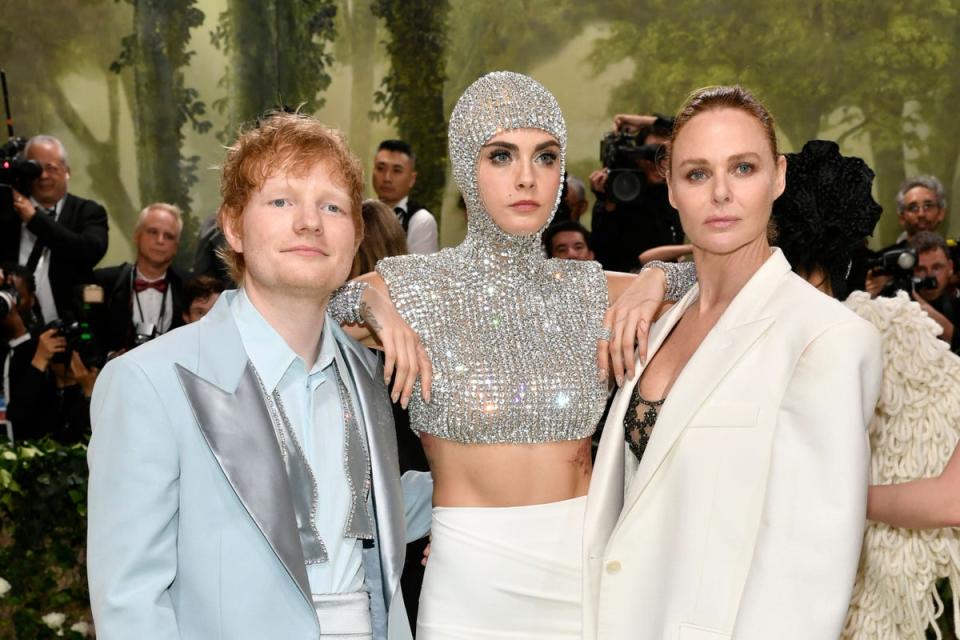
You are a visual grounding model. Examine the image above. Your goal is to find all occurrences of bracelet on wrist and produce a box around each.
[329,281,369,324]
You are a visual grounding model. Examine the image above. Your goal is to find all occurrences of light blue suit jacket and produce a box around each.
[87,290,432,640]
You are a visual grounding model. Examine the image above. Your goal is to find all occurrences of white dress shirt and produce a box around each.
[231,289,364,595]
[395,196,439,254]
[20,197,65,322]
[131,268,174,335]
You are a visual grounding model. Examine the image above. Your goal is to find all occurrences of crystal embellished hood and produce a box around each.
[448,71,567,258]
[374,71,607,445]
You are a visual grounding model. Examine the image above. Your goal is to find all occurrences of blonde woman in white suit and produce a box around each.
[582,86,883,640]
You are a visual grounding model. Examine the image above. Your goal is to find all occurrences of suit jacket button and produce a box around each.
[606,560,621,574]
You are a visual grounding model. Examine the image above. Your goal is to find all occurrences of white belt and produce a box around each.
[312,591,372,639]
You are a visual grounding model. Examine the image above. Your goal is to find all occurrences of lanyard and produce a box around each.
[130,267,169,331]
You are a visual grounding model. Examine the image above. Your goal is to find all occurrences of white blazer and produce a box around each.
[582,249,882,640]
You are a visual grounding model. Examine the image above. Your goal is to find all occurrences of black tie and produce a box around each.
[394,206,405,219]
[25,207,56,272]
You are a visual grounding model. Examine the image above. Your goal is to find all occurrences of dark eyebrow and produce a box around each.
[481,141,519,152]
[481,140,560,152]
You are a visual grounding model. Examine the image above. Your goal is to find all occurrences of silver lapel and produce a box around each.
[254,369,330,566]
[175,361,313,606]
[335,327,404,613]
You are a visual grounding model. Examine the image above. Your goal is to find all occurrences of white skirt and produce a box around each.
[416,496,586,639]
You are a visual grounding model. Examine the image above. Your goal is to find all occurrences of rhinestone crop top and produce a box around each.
[376,72,608,444]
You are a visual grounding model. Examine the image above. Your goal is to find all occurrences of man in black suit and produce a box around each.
[94,202,187,356]
[3,135,109,323]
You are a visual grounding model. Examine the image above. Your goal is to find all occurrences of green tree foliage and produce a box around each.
[0,0,138,237]
[591,0,960,244]
[0,440,90,639]
[372,0,450,214]
[113,0,211,264]
[444,0,595,110]
[335,0,379,166]
[212,0,338,140]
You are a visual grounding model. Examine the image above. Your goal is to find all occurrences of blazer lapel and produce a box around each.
[334,325,404,609]
[173,292,312,607]
[617,250,791,527]
[584,292,696,558]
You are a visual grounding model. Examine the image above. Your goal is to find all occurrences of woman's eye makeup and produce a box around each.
[536,150,559,165]
[487,148,512,164]
[734,162,754,175]
[686,168,708,182]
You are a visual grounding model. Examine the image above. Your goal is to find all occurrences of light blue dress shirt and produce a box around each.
[231,289,364,595]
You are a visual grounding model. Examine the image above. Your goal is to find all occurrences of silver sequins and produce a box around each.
[376,71,607,444]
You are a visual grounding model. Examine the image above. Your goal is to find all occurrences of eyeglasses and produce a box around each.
[904,201,940,214]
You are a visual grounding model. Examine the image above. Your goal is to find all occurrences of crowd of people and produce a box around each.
[2,69,959,639]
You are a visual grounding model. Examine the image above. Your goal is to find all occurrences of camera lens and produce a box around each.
[610,171,644,204]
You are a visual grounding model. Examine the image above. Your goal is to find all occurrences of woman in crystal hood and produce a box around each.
[332,71,665,638]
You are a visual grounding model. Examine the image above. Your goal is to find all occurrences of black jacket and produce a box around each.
[93,262,187,355]
[5,335,91,444]
[0,193,109,319]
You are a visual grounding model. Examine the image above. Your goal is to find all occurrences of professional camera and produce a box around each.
[865,245,937,296]
[599,133,662,205]
[42,314,104,370]
[133,322,158,347]
[598,113,674,206]
[1,69,42,219]
[0,137,40,198]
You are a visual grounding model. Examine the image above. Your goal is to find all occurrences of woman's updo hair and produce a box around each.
[665,85,779,172]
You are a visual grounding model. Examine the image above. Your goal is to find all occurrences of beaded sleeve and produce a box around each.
[328,281,369,325]
[642,260,697,302]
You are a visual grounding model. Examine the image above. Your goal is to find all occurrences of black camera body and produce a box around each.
[1,137,40,195]
[1,137,42,223]
[43,317,105,370]
[866,246,937,296]
[599,132,662,205]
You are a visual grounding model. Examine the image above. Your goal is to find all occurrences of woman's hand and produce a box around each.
[358,284,433,408]
[600,270,668,386]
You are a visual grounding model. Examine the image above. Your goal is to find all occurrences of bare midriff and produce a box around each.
[421,433,594,507]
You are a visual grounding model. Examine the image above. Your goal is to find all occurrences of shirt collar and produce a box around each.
[29,195,66,216]
[135,266,168,283]
[231,288,337,392]
[395,195,409,212]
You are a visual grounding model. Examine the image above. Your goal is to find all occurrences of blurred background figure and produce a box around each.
[589,114,683,272]
[372,140,439,255]
[1,135,108,325]
[180,275,224,324]
[93,203,187,357]
[542,220,594,261]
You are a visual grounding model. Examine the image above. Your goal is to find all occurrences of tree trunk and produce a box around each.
[44,77,138,239]
[872,142,907,247]
[348,0,377,164]
[375,0,450,215]
[132,0,189,213]
[228,0,279,129]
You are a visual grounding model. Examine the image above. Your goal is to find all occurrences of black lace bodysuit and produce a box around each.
[624,385,664,463]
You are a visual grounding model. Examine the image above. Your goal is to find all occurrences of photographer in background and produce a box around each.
[589,114,683,272]
[906,231,960,354]
[1,135,109,324]
[0,265,97,443]
[94,202,186,357]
